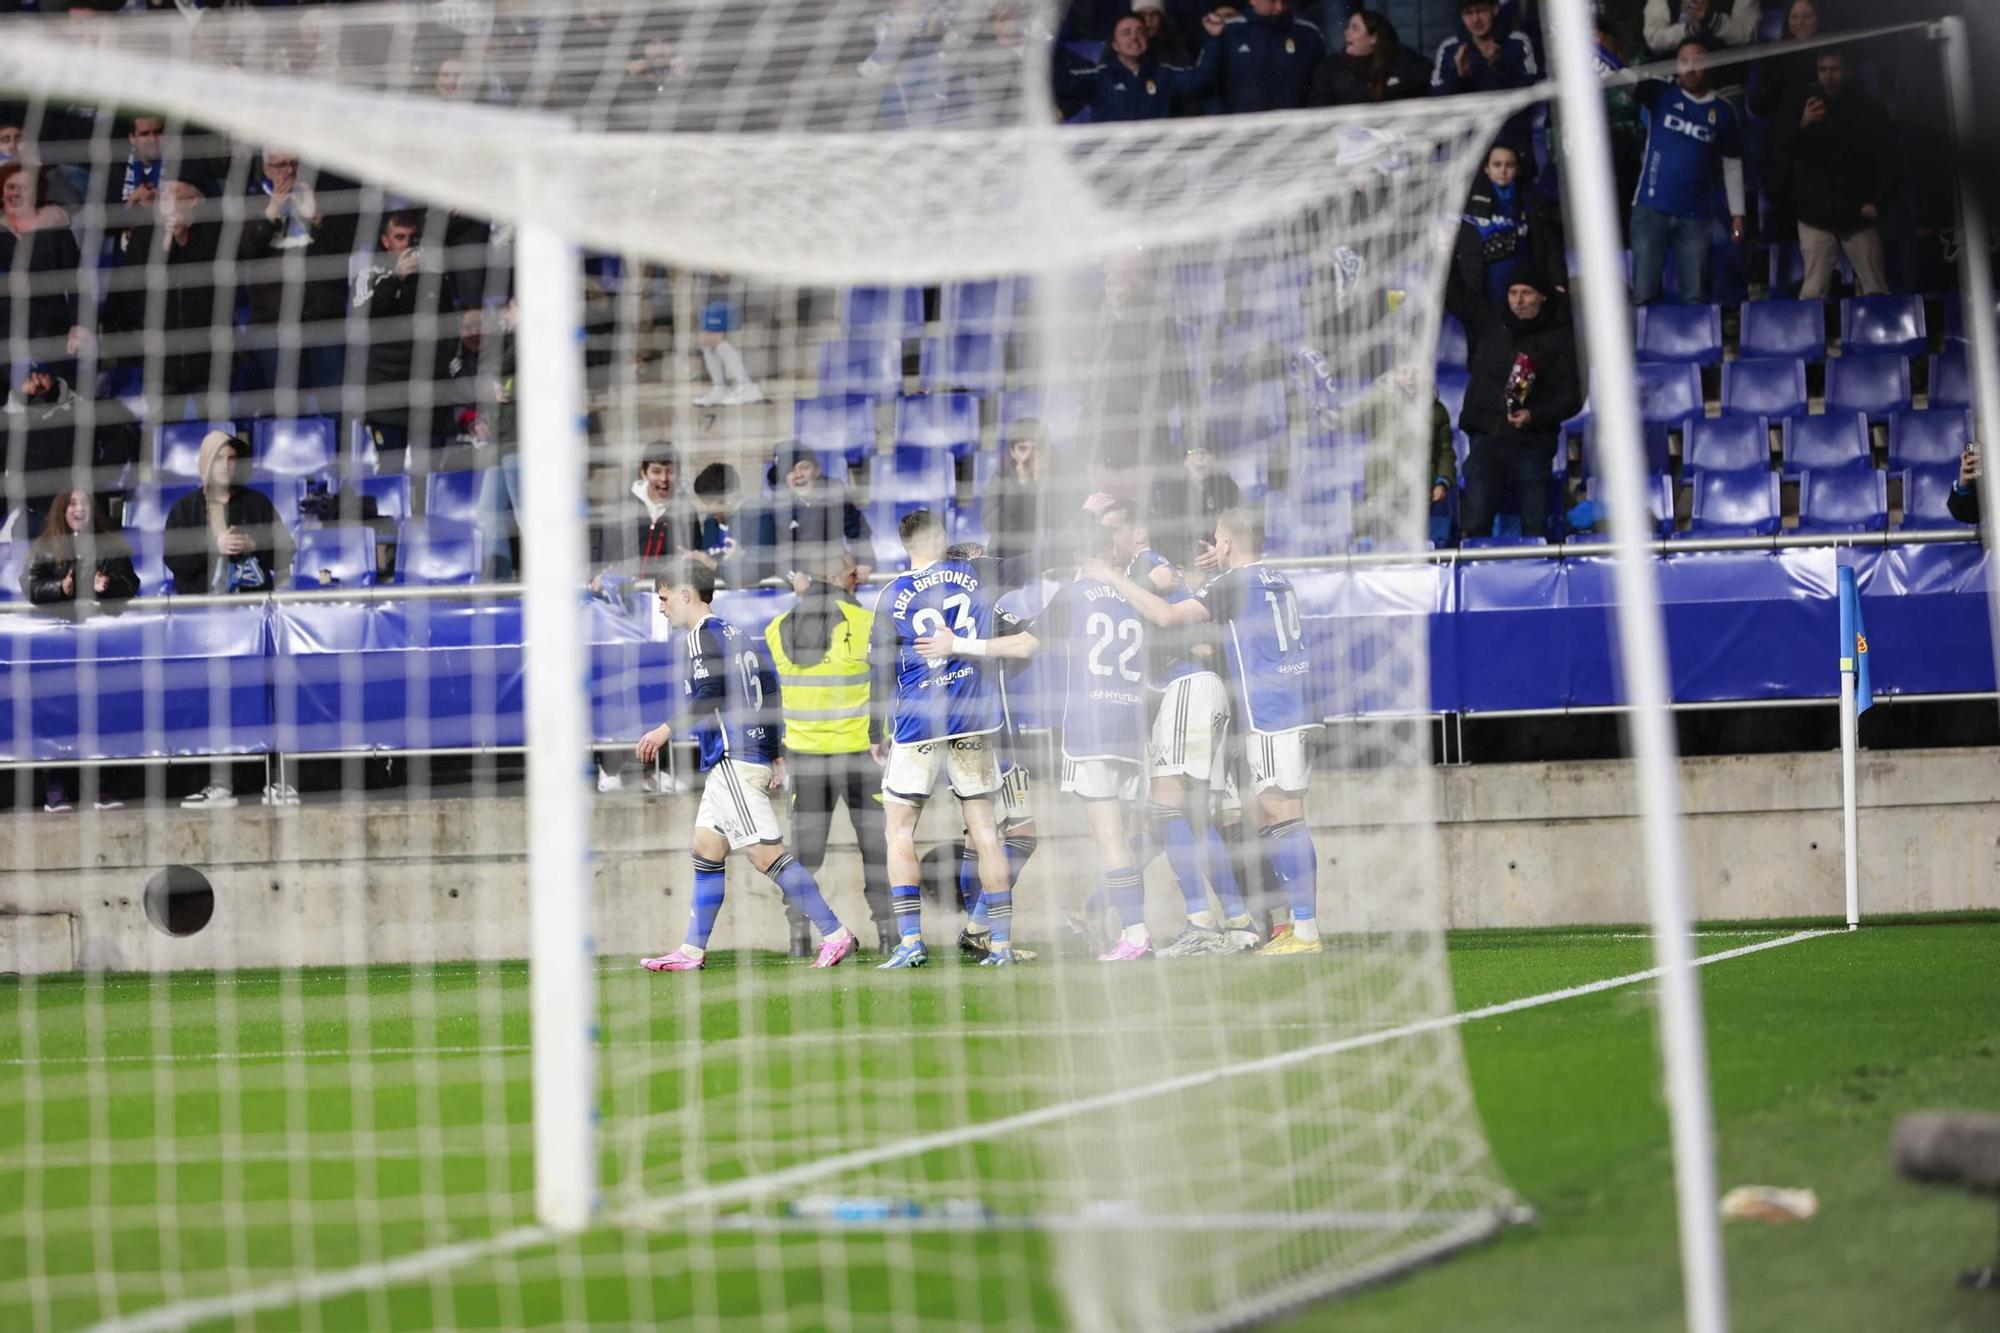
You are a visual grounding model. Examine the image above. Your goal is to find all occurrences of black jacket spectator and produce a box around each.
[236,152,357,330]
[1214,6,1327,115]
[1052,19,1218,123]
[1446,146,1567,329]
[1458,278,1582,540]
[3,364,141,539]
[1950,448,1982,525]
[1309,11,1430,107]
[23,490,138,609]
[1149,444,1241,563]
[1769,59,1897,242]
[161,432,288,595]
[987,419,1050,566]
[104,184,222,402]
[0,161,83,362]
[352,210,461,452]
[753,450,875,582]
[594,446,699,584]
[1431,1,1541,96]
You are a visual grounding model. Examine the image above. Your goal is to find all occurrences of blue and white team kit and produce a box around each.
[1128,547,1234,795]
[876,557,1020,805]
[678,614,788,848]
[1195,561,1320,794]
[1036,573,1150,803]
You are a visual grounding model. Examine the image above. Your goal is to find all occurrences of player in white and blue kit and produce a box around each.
[636,560,858,971]
[1098,500,1257,957]
[869,510,1028,968]
[1089,507,1326,956]
[917,518,1154,962]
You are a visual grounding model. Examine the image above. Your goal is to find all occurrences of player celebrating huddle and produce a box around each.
[918,518,1154,961]
[870,510,1027,968]
[1086,507,1326,956]
[637,559,859,972]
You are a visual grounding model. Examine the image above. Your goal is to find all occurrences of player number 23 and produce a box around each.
[911,593,974,647]
[1085,611,1143,683]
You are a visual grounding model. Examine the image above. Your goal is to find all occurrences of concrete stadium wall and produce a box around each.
[4,746,1996,974]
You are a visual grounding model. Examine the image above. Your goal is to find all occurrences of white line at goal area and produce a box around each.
[94,929,1831,1333]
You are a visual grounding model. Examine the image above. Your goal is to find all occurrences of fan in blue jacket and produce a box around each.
[1430,0,1541,95]
[1211,0,1326,114]
[1053,14,1219,122]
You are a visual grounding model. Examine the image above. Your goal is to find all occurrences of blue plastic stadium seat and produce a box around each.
[917,332,1006,395]
[997,387,1080,448]
[352,473,413,524]
[793,393,878,467]
[1886,407,1971,470]
[1437,314,1468,372]
[840,286,923,339]
[1940,294,1997,345]
[1685,414,1770,472]
[818,337,903,399]
[395,517,482,584]
[1573,474,1676,539]
[1825,353,1912,421]
[123,528,170,595]
[1577,417,1675,477]
[251,416,338,480]
[1739,299,1826,363]
[1635,303,1723,365]
[894,392,980,455]
[291,525,377,589]
[941,278,1021,335]
[1796,463,1888,534]
[423,469,484,522]
[347,418,398,477]
[1782,411,1870,473]
[1720,357,1808,420]
[1635,361,1703,425]
[246,471,304,534]
[155,420,233,481]
[1928,346,1970,411]
[122,482,198,533]
[1900,464,1969,528]
[884,444,954,508]
[951,498,989,547]
[1840,295,1927,358]
[1682,469,1781,537]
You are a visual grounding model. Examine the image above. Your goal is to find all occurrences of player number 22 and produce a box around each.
[1265,589,1302,653]
[1085,612,1143,683]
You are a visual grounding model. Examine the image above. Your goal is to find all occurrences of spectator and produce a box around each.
[1447,142,1567,329]
[24,488,138,609]
[104,177,222,409]
[352,208,461,469]
[236,147,355,405]
[1211,0,1326,115]
[1747,0,1821,247]
[442,303,521,578]
[756,446,875,583]
[594,442,698,590]
[1457,273,1582,541]
[1629,37,1746,306]
[1148,439,1241,564]
[162,431,289,595]
[1052,11,1217,122]
[1950,441,1981,526]
[1431,0,1541,98]
[1770,48,1895,299]
[1643,0,1760,60]
[692,288,765,406]
[1335,362,1456,546]
[1132,0,1197,67]
[690,461,746,575]
[987,416,1049,566]
[4,358,139,542]
[1308,9,1430,107]
[0,160,87,377]
[101,113,166,243]
[0,102,84,216]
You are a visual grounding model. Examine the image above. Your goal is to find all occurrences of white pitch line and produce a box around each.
[90,928,1832,1333]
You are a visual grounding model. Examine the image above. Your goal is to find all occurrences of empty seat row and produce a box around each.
[818,333,1008,398]
[839,281,1027,339]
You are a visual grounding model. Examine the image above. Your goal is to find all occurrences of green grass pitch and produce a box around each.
[3,918,1995,1331]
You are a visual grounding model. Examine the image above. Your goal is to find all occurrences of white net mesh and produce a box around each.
[0,2,1534,1328]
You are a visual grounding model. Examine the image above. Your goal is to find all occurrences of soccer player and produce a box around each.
[869,510,1026,968]
[942,542,1039,965]
[1085,507,1325,956]
[635,559,859,972]
[918,518,1155,962]
[1098,500,1258,957]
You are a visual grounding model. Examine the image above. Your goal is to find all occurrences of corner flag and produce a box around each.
[1837,565,1873,715]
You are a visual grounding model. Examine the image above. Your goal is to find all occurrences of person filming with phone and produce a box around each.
[1950,441,1982,526]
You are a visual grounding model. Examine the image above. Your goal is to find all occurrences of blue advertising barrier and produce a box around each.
[0,546,1990,762]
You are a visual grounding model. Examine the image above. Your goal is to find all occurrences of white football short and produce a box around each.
[696,759,784,849]
[1148,670,1231,786]
[1059,756,1142,803]
[881,735,1002,806]
[1244,729,1312,795]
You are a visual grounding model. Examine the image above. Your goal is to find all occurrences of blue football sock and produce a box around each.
[1128,824,1160,871]
[985,879,1013,947]
[891,883,923,939]
[1152,804,1208,917]
[687,854,726,951]
[1202,823,1247,920]
[1104,866,1145,931]
[1004,833,1038,884]
[959,845,988,928]
[766,853,841,937]
[1260,820,1319,927]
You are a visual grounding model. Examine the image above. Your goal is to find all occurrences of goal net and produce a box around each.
[0,2,1532,1327]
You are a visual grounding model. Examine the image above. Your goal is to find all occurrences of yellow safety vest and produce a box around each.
[764,599,874,755]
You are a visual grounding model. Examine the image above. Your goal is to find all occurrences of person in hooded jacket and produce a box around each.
[1210,0,1326,114]
[593,441,698,590]
[763,550,895,953]
[1457,270,1582,541]
[162,431,289,595]
[1308,8,1429,107]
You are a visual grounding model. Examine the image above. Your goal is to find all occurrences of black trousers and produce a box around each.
[782,749,893,933]
[1461,436,1556,540]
